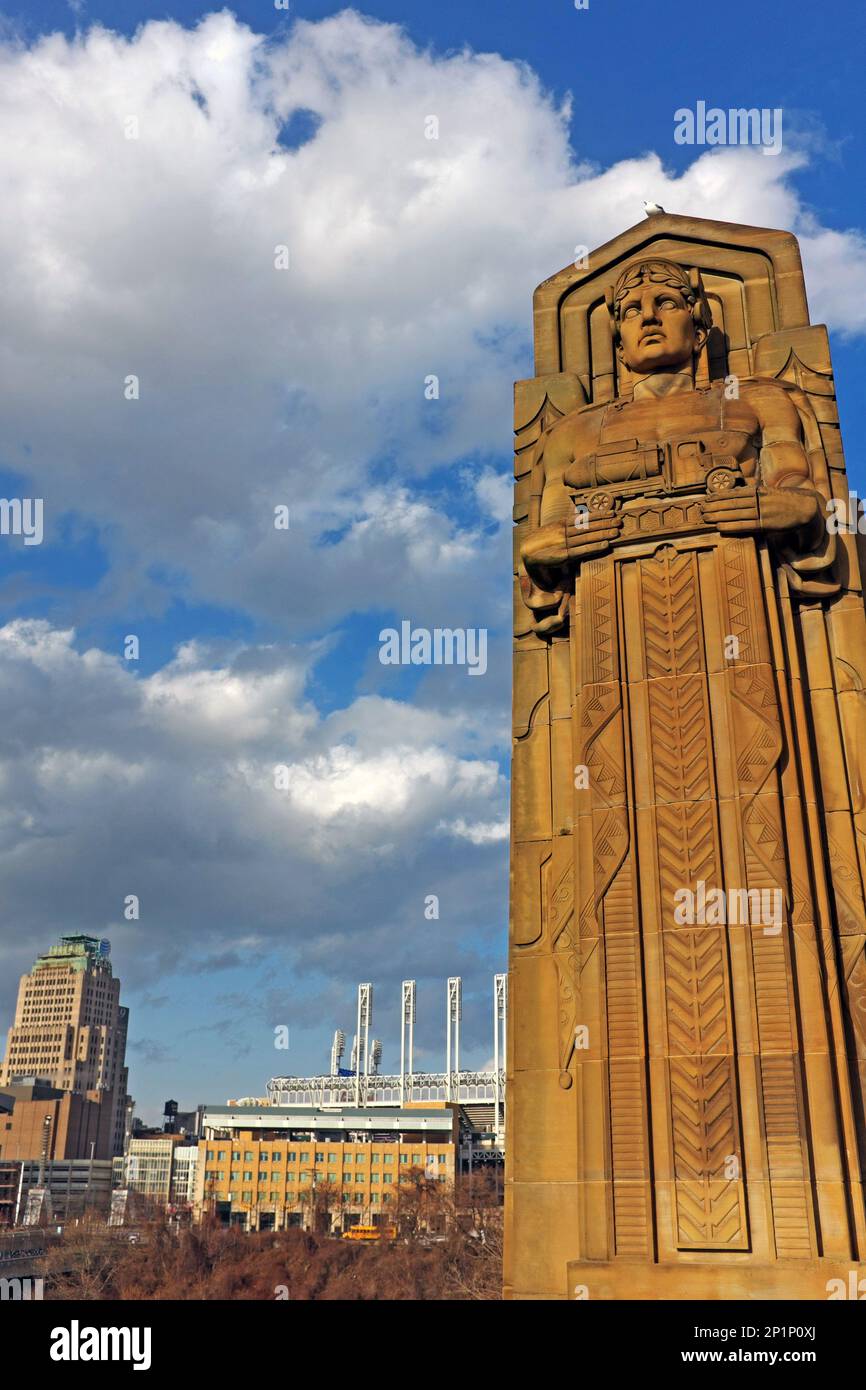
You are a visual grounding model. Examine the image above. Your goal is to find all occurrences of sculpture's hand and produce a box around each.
[521,514,621,572]
[518,514,621,637]
[702,486,822,537]
[701,486,760,535]
[759,487,823,534]
[565,510,623,560]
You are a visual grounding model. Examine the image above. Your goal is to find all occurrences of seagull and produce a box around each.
[643,200,666,216]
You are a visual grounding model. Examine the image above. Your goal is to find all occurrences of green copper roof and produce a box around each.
[31,934,112,974]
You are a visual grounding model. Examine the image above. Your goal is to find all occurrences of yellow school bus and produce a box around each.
[341,1224,397,1242]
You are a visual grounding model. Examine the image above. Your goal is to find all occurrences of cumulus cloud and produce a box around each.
[441,816,509,845]
[0,9,864,633]
[0,618,508,984]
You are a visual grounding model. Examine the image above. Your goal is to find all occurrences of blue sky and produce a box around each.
[1,0,865,1121]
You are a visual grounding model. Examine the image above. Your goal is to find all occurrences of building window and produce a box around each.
[438,1155,446,1165]
[244,1152,253,1161]
[371,1154,380,1165]
[260,1154,269,1163]
[315,1152,324,1161]
[371,1175,379,1184]
[243,1171,252,1182]
[242,1191,252,1203]
[284,1151,294,1161]
[300,1152,310,1162]
[412,1154,422,1164]
[384,1155,393,1165]
[206,1150,215,1160]
[371,1195,379,1204]
[383,1174,393,1184]
[400,1154,408,1164]
[328,1154,336,1164]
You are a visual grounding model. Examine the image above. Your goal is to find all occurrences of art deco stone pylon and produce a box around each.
[505,215,866,1299]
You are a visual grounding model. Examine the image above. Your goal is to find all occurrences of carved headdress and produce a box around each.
[605,258,713,344]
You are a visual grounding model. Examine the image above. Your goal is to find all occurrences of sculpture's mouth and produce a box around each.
[640,331,664,344]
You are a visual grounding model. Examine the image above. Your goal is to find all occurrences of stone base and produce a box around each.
[565,1260,866,1301]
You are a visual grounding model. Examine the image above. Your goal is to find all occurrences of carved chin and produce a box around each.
[621,347,694,373]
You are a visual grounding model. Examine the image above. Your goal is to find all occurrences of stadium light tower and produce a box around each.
[446,977,462,1101]
[356,983,372,1104]
[330,1029,346,1077]
[400,980,416,1106]
[494,973,507,1140]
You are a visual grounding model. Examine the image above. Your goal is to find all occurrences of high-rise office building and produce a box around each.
[0,935,130,1157]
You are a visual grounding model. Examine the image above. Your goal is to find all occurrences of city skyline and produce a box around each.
[1,0,865,1120]
[1,930,503,1124]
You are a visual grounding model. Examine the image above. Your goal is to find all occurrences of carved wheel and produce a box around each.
[587,490,615,514]
[705,468,737,494]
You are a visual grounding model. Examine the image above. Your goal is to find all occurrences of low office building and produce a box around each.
[15,1158,113,1224]
[112,1134,199,1218]
[0,1079,114,1162]
[170,1143,198,1214]
[195,1104,457,1232]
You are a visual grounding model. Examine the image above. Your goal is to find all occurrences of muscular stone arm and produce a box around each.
[517,435,571,633]
[754,383,838,588]
[703,381,837,594]
[518,427,620,633]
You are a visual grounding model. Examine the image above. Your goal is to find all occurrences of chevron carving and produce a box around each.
[664,930,732,1057]
[670,1052,748,1249]
[649,675,713,804]
[641,549,702,678]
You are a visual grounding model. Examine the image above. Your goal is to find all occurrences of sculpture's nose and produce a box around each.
[640,290,660,323]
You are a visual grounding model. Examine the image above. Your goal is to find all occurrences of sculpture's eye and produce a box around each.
[622,304,640,318]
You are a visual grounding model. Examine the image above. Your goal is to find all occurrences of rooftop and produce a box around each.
[32,934,112,974]
[200,1104,458,1136]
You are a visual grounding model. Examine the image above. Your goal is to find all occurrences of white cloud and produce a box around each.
[0,10,863,631]
[0,619,508,975]
[280,743,501,825]
[474,469,514,525]
[442,816,510,845]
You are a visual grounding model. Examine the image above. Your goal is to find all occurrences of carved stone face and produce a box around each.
[617,280,704,375]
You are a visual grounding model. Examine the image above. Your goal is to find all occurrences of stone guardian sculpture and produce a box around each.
[505,214,866,1299]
